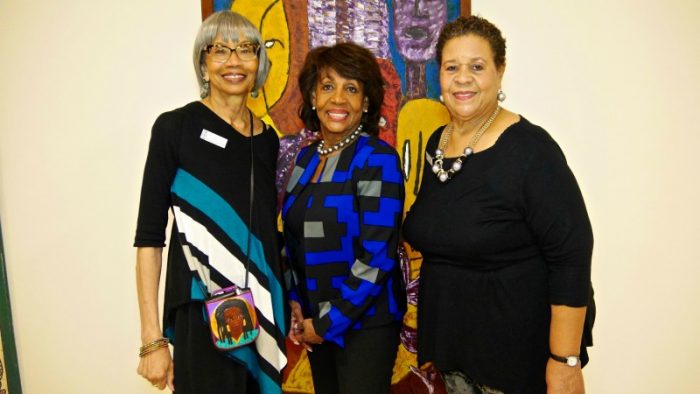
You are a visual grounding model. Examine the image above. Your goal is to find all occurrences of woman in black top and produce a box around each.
[134,11,286,394]
[403,16,594,393]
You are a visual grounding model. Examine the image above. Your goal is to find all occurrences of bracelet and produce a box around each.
[139,338,169,357]
[550,353,580,367]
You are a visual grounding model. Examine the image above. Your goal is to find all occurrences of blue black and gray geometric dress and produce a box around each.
[282,134,406,347]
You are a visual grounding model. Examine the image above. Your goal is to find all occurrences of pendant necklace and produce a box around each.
[432,106,501,182]
[317,124,363,156]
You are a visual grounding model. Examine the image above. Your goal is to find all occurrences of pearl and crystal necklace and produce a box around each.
[317,124,363,156]
[432,106,501,183]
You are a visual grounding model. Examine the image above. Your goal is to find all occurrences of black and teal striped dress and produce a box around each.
[134,101,286,394]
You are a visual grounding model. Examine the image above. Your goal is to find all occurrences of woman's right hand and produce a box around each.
[137,346,174,390]
[135,247,173,390]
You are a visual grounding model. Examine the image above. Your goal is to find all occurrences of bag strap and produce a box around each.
[244,109,254,289]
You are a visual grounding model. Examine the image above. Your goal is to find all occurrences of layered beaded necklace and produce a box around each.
[432,106,501,182]
[317,124,363,156]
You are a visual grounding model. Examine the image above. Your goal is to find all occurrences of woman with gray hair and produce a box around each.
[134,11,286,394]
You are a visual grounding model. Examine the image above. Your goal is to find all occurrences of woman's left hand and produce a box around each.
[546,358,585,394]
[300,318,324,344]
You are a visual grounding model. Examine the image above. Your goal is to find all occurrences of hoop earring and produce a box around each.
[497,89,506,102]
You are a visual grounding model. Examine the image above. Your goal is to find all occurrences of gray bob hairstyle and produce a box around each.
[193,11,271,98]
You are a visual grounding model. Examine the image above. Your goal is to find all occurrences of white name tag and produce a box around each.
[200,129,228,148]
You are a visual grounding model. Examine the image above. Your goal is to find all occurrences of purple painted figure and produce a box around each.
[392,0,447,98]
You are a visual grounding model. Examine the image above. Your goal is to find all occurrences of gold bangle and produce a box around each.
[139,338,169,357]
[139,338,168,353]
[140,338,169,351]
[139,342,168,357]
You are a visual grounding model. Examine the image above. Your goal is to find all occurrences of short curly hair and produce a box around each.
[436,15,506,68]
[297,42,384,136]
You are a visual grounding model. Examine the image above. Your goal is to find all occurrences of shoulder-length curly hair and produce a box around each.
[297,42,384,136]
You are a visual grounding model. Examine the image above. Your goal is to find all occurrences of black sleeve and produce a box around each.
[133,111,182,247]
[521,138,593,306]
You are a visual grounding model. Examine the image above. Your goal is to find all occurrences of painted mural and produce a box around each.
[203,1,469,392]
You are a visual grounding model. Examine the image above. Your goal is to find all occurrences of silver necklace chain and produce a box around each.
[432,106,501,182]
[317,124,363,156]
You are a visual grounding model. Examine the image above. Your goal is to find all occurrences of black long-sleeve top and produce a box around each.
[403,117,594,393]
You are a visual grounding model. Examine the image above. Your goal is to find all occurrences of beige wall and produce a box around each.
[0,1,201,393]
[0,0,698,393]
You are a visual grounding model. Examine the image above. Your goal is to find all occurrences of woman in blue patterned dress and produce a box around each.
[282,42,406,394]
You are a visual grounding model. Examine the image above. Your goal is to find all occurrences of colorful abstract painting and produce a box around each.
[201,1,470,392]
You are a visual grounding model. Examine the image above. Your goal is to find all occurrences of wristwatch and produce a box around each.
[550,353,580,367]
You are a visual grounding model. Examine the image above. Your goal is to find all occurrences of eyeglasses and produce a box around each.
[205,42,259,63]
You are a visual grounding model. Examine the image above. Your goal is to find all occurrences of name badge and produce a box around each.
[200,129,228,148]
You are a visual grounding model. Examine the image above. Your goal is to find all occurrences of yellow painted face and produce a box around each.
[396,98,450,279]
[231,0,290,118]
[397,98,450,212]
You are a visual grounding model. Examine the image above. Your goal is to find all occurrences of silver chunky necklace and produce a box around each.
[432,106,501,182]
[317,124,363,156]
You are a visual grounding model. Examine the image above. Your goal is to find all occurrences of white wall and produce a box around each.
[0,0,698,393]
[0,1,200,393]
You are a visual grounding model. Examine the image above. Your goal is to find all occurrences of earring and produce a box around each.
[497,89,506,102]
[439,95,444,103]
[251,90,259,98]
[363,108,368,113]
[312,106,316,110]
[200,79,210,98]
